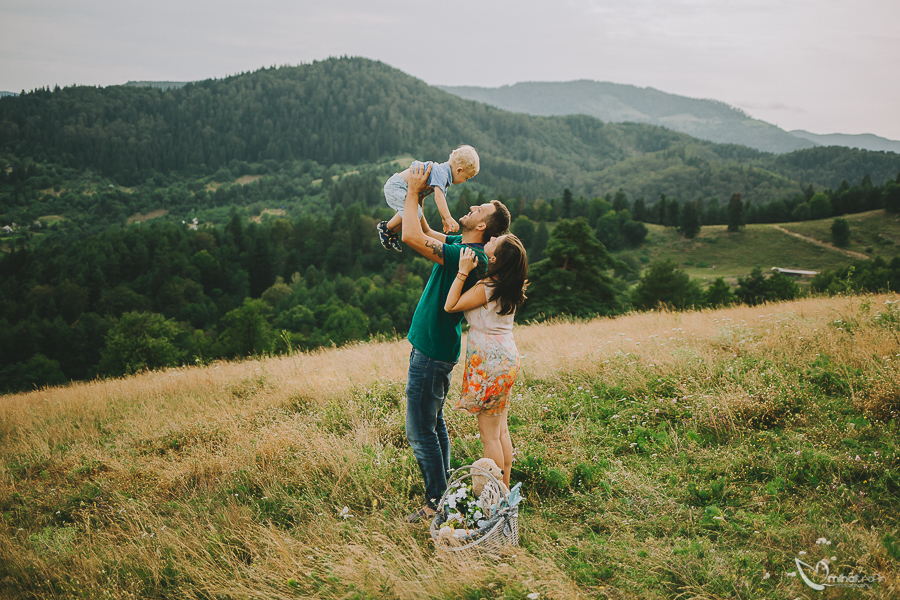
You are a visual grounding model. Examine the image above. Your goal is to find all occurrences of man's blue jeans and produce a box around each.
[405,347,456,508]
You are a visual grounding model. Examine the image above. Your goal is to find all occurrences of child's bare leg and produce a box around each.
[386,213,402,233]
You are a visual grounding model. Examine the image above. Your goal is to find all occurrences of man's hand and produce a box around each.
[408,162,432,196]
[402,161,444,265]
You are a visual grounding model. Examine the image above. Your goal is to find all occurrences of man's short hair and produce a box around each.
[482,200,511,241]
[449,145,480,175]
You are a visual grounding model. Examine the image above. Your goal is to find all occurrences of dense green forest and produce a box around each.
[2,56,900,393]
[2,171,898,394]
[3,57,900,205]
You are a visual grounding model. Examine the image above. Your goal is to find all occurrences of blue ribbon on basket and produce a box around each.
[492,482,523,512]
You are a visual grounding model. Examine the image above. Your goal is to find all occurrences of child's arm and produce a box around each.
[419,213,447,244]
[444,248,489,313]
[433,188,459,233]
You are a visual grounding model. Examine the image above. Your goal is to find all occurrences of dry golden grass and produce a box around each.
[2,293,899,599]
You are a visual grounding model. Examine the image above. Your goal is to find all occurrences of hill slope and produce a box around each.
[440,81,900,155]
[2,58,899,202]
[620,221,862,284]
[2,295,897,599]
[789,130,900,154]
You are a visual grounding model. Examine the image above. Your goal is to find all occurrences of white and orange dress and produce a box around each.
[453,284,520,416]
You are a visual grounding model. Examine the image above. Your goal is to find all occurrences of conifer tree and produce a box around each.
[521,218,620,320]
[679,200,702,239]
[727,193,745,232]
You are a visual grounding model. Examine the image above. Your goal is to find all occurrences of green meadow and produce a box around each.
[2,294,899,599]
[619,222,861,285]
[779,210,900,261]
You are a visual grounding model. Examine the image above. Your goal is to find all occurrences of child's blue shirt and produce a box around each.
[413,161,453,197]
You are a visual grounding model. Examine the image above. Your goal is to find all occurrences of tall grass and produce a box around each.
[2,294,899,598]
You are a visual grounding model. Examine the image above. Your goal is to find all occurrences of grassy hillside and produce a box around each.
[778,210,900,261]
[618,222,858,284]
[2,295,899,599]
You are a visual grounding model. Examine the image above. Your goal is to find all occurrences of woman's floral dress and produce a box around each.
[453,284,519,416]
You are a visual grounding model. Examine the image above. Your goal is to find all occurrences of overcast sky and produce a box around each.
[2,0,899,140]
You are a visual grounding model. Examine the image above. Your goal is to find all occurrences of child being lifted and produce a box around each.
[377,145,480,252]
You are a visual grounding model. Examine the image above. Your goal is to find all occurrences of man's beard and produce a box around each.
[459,215,477,233]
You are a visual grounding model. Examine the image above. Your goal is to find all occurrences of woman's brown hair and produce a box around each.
[484,234,528,316]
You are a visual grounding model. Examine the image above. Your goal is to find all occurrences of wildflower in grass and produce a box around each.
[339,506,352,519]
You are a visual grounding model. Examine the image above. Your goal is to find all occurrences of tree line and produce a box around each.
[5,185,897,393]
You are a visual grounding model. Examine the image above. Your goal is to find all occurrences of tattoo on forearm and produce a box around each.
[425,239,443,258]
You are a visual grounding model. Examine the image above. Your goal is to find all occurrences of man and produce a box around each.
[400,162,511,522]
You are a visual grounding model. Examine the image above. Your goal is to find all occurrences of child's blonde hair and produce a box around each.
[449,145,480,175]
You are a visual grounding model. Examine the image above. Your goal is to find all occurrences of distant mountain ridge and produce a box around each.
[122,78,899,155]
[789,130,900,154]
[2,58,899,202]
[438,81,898,155]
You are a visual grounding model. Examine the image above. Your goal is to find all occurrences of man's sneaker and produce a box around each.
[376,221,393,250]
[388,231,402,253]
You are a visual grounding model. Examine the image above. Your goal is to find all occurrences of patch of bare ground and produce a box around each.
[126,209,168,224]
[235,175,263,185]
[249,208,286,223]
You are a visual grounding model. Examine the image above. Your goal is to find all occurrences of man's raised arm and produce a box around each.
[401,162,446,265]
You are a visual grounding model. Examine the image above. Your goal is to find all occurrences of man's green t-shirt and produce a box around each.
[407,235,488,363]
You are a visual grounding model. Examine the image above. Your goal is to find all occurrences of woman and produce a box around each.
[444,233,528,490]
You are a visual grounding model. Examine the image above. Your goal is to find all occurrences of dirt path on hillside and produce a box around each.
[771,225,871,261]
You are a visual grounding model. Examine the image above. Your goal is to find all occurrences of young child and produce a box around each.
[377,145,480,252]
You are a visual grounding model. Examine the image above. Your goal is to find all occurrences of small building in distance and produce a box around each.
[772,267,819,279]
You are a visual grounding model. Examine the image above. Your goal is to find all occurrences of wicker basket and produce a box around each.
[429,464,519,558]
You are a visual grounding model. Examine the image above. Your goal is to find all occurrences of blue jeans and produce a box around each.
[405,347,456,508]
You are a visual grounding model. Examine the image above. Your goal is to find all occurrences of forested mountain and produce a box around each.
[439,81,900,155]
[2,57,899,206]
